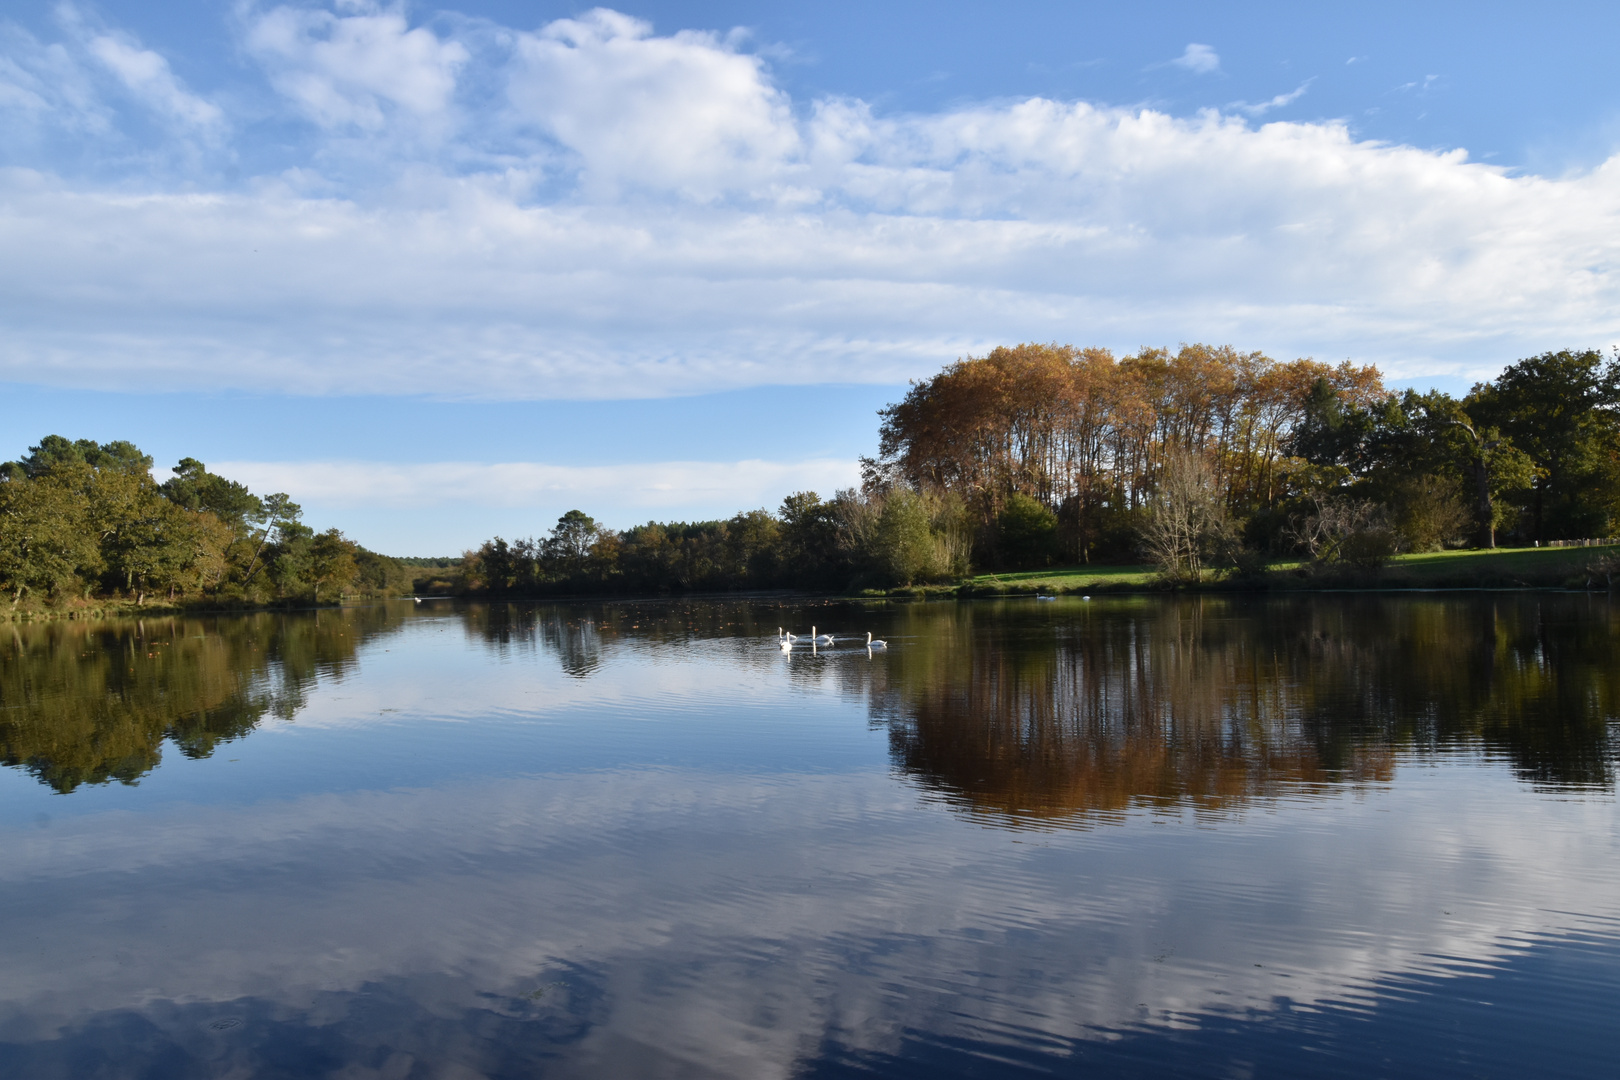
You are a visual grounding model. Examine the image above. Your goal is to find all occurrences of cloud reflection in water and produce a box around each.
[0,595,1616,1077]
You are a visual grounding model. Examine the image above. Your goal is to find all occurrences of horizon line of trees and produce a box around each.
[0,436,411,609]
[464,342,1620,593]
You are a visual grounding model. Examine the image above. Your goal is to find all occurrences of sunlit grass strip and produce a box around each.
[948,544,1620,596]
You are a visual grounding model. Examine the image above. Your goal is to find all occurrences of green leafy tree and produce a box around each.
[996,493,1059,569]
[308,529,360,601]
[1412,393,1536,548]
[779,492,843,582]
[267,520,315,597]
[543,510,600,578]
[6,436,152,479]
[160,458,264,533]
[241,493,303,586]
[725,509,782,584]
[0,472,97,604]
[1471,349,1620,541]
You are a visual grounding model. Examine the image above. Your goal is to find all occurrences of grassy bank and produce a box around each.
[946,544,1620,597]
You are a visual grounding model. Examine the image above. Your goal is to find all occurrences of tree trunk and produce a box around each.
[1472,458,1495,549]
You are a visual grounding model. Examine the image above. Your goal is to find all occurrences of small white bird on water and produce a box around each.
[813,626,834,644]
[866,632,887,649]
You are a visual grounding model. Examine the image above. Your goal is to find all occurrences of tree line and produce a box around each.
[464,342,1620,593]
[0,436,411,610]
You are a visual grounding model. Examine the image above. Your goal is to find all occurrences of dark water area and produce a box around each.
[1,595,1617,1079]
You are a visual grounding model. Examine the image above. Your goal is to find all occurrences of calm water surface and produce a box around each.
[1,595,1618,1078]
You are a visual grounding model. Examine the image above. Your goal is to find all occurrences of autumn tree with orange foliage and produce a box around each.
[872,342,1384,564]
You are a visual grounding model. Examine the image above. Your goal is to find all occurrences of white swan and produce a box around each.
[866,632,887,649]
[812,626,834,644]
[779,636,792,652]
[780,626,799,642]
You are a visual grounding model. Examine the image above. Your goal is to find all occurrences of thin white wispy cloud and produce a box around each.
[83,32,224,131]
[0,4,222,149]
[209,458,863,512]
[1170,42,1220,75]
[0,22,109,132]
[1232,79,1313,117]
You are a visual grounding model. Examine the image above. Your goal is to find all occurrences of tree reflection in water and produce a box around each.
[3,595,1616,812]
[462,603,605,679]
[0,605,402,792]
[858,596,1620,826]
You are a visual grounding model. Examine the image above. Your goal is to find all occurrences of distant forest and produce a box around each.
[0,437,411,610]
[463,343,1620,594]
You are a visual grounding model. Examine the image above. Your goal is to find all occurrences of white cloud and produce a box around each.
[0,24,107,132]
[85,33,223,131]
[506,8,800,199]
[244,1,468,130]
[2,6,1619,401]
[1171,42,1220,75]
[1233,79,1313,117]
[0,8,221,153]
[209,458,862,512]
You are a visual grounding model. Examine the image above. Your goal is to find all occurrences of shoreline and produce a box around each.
[1,594,402,622]
[10,545,1615,620]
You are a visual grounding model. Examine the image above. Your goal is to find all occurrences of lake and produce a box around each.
[1,595,1618,1079]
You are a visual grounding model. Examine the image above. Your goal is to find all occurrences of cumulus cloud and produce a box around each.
[1170,42,1220,75]
[243,1,467,130]
[0,5,1617,401]
[506,8,800,198]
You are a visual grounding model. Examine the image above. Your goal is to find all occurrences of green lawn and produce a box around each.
[1378,544,1618,586]
[956,544,1619,594]
[963,564,1158,593]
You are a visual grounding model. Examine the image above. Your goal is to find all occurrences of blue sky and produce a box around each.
[3,1,1619,554]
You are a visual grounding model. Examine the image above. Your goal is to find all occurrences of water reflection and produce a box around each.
[4,596,1616,810]
[6,918,1617,1079]
[0,596,1617,1078]
[0,606,403,792]
[860,596,1620,825]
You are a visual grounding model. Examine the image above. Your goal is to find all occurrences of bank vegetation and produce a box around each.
[0,437,411,617]
[459,343,1620,595]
